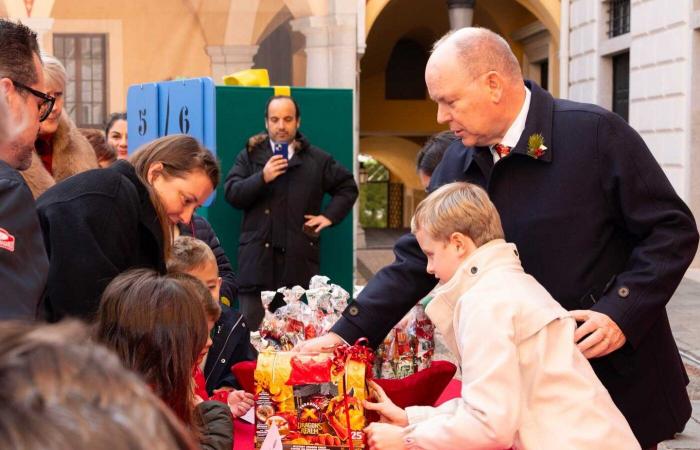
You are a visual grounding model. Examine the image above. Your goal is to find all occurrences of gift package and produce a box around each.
[373,305,435,379]
[254,342,374,449]
[252,276,350,352]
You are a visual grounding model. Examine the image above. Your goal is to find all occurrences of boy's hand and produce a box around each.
[227,390,255,418]
[364,380,408,426]
[365,422,407,450]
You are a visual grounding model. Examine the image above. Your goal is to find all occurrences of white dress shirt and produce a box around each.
[490,87,531,163]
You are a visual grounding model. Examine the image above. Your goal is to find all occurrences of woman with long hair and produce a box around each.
[94,269,233,450]
[36,134,219,322]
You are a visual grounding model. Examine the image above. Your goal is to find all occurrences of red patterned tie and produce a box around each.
[494,144,511,158]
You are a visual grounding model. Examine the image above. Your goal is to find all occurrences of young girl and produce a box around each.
[364,182,639,450]
[37,134,218,322]
[94,269,233,450]
[171,270,255,418]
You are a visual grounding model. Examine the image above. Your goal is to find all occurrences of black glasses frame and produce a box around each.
[11,80,55,122]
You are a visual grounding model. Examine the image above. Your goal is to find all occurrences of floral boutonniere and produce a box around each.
[527,133,547,159]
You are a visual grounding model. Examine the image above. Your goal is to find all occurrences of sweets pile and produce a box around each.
[373,305,435,379]
[254,341,373,449]
[252,276,350,352]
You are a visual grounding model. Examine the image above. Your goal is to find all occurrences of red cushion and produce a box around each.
[231,360,457,409]
[374,361,457,409]
[231,361,257,394]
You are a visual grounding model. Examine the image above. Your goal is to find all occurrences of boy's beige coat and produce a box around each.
[405,240,640,450]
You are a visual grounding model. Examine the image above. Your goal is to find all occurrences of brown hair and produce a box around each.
[168,236,217,273]
[0,320,198,450]
[94,269,208,427]
[0,19,40,86]
[170,270,222,322]
[79,127,116,165]
[128,135,220,258]
[411,182,504,246]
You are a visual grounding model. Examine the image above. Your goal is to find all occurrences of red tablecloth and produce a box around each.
[233,378,462,450]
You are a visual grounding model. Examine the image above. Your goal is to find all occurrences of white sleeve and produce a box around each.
[404,300,521,450]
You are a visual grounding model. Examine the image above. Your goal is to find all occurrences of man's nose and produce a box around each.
[436,104,450,124]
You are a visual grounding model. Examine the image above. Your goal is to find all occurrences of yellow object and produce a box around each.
[223,68,270,86]
[273,85,291,96]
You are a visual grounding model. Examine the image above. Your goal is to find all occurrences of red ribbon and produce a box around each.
[331,338,374,450]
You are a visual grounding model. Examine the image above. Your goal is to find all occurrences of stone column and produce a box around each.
[290,10,357,89]
[205,45,259,85]
[446,0,475,30]
[23,17,55,51]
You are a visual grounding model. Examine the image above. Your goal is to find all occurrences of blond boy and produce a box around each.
[364,182,639,450]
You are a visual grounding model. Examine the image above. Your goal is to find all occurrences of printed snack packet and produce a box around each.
[254,340,374,450]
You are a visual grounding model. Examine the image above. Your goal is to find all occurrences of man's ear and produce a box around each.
[146,161,164,184]
[485,71,504,103]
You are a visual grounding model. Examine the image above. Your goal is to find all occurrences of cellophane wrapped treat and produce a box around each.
[254,341,374,449]
[373,305,435,379]
[252,276,351,352]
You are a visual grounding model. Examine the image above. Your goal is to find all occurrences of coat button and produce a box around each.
[265,242,270,248]
[618,286,630,298]
[348,305,359,316]
[264,209,270,215]
[220,358,226,363]
[513,249,519,257]
[470,267,478,275]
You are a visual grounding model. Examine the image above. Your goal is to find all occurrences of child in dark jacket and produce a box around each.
[169,236,257,416]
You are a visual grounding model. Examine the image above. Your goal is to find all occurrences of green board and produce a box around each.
[205,86,355,295]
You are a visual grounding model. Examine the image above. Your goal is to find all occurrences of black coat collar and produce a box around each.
[461,80,554,176]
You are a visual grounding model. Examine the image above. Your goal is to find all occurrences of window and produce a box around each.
[608,0,631,37]
[385,39,428,100]
[612,52,629,121]
[539,59,549,91]
[53,34,107,128]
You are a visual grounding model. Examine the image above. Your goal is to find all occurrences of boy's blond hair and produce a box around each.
[411,182,504,246]
[167,236,217,274]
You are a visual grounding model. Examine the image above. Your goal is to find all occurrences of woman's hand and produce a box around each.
[364,380,408,426]
[365,422,407,450]
[227,389,255,418]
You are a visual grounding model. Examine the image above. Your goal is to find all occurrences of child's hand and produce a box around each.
[227,389,255,418]
[364,380,408,426]
[365,422,407,450]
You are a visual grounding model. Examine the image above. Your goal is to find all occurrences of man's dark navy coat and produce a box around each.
[332,82,699,447]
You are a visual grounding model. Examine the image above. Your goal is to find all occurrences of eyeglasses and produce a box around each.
[11,80,55,122]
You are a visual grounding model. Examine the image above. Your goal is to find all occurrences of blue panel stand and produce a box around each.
[127,77,217,205]
[126,83,159,154]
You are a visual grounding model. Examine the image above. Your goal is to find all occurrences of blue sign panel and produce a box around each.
[126,83,159,154]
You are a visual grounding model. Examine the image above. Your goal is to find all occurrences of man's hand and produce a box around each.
[364,380,408,426]
[365,422,407,450]
[262,155,288,183]
[227,389,255,418]
[294,332,343,353]
[571,310,626,359]
[304,214,332,233]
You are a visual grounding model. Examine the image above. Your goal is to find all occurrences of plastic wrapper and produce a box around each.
[373,305,435,379]
[254,276,352,352]
[254,341,374,449]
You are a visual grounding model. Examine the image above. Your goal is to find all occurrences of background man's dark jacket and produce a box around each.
[179,215,238,304]
[0,161,48,319]
[332,82,699,448]
[37,161,165,321]
[224,132,358,292]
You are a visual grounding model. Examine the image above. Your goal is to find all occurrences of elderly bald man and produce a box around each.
[302,27,698,449]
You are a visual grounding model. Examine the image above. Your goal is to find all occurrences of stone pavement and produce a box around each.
[355,228,700,448]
